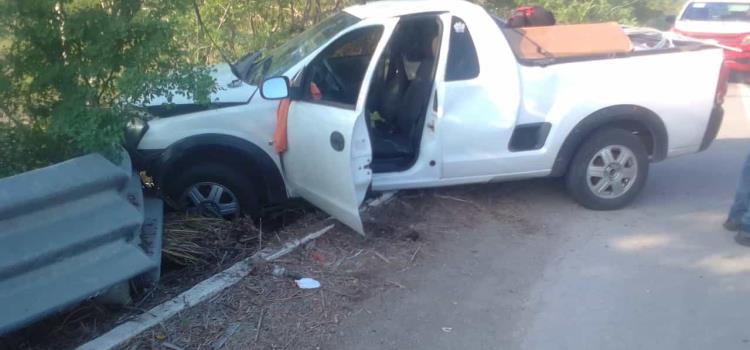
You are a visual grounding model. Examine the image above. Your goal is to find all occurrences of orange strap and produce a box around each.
[310,82,322,101]
[274,83,321,154]
[273,98,291,153]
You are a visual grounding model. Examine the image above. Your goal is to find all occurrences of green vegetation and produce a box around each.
[0,0,215,177]
[479,0,683,27]
[0,0,683,177]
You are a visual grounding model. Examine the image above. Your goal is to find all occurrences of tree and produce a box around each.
[632,0,683,29]
[0,0,214,177]
[179,0,357,65]
[526,0,636,23]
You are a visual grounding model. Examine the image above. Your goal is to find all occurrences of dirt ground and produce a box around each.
[3,182,519,350]
[108,181,541,350]
[0,178,580,350]
[121,192,432,350]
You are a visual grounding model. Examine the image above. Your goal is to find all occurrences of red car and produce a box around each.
[670,1,750,72]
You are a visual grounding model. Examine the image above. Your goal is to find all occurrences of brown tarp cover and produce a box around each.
[503,22,632,60]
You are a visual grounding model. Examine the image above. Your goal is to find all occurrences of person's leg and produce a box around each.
[728,152,750,228]
[732,153,750,246]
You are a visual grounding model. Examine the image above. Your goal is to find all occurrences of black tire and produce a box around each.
[565,128,649,210]
[165,163,260,219]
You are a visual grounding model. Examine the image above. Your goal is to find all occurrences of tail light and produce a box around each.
[716,61,730,105]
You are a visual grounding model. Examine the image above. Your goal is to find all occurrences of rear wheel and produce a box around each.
[166,163,260,219]
[565,128,649,210]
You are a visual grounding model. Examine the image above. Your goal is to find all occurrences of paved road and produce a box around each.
[324,84,750,350]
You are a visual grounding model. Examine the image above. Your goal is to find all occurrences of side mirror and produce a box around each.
[665,15,676,25]
[260,76,290,100]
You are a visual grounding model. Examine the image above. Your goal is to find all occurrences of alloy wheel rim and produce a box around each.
[180,182,240,218]
[586,145,638,199]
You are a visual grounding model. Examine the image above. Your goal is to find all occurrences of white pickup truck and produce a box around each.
[126,0,727,234]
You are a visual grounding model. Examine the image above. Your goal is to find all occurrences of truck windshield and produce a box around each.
[682,2,750,22]
[240,12,360,85]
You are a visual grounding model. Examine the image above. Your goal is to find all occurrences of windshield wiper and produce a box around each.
[231,51,263,82]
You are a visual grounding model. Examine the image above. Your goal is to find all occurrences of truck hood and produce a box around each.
[675,20,750,35]
[145,63,257,108]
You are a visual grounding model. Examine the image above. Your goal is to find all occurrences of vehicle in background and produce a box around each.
[669,1,750,72]
[506,6,556,27]
[127,0,727,234]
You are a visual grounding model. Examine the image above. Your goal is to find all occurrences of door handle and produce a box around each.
[330,131,345,152]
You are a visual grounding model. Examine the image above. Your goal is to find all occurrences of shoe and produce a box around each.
[724,219,741,232]
[735,230,750,247]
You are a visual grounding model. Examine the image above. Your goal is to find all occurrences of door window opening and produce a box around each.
[365,15,443,173]
[300,26,385,108]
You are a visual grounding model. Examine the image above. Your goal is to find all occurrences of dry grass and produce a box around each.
[162,214,259,266]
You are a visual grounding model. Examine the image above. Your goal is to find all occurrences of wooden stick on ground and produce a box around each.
[372,250,391,264]
[410,244,422,264]
[211,323,240,350]
[254,309,266,343]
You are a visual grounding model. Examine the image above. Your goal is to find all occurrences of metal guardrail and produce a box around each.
[0,153,163,335]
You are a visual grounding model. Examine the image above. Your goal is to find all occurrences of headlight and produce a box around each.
[742,35,750,45]
[124,117,149,151]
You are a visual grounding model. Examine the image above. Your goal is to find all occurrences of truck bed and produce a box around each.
[502,23,715,67]
[514,44,724,160]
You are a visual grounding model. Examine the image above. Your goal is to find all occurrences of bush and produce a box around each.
[0,120,77,177]
[0,0,214,177]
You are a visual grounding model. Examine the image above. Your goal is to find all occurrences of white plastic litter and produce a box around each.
[295,278,321,289]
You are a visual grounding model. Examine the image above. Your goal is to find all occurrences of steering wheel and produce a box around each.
[321,58,346,93]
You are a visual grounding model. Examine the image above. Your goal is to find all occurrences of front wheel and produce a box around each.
[565,128,649,210]
[165,163,260,219]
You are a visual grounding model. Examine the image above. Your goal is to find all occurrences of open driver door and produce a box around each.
[260,18,397,234]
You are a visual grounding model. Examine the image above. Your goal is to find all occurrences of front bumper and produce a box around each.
[700,105,724,152]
